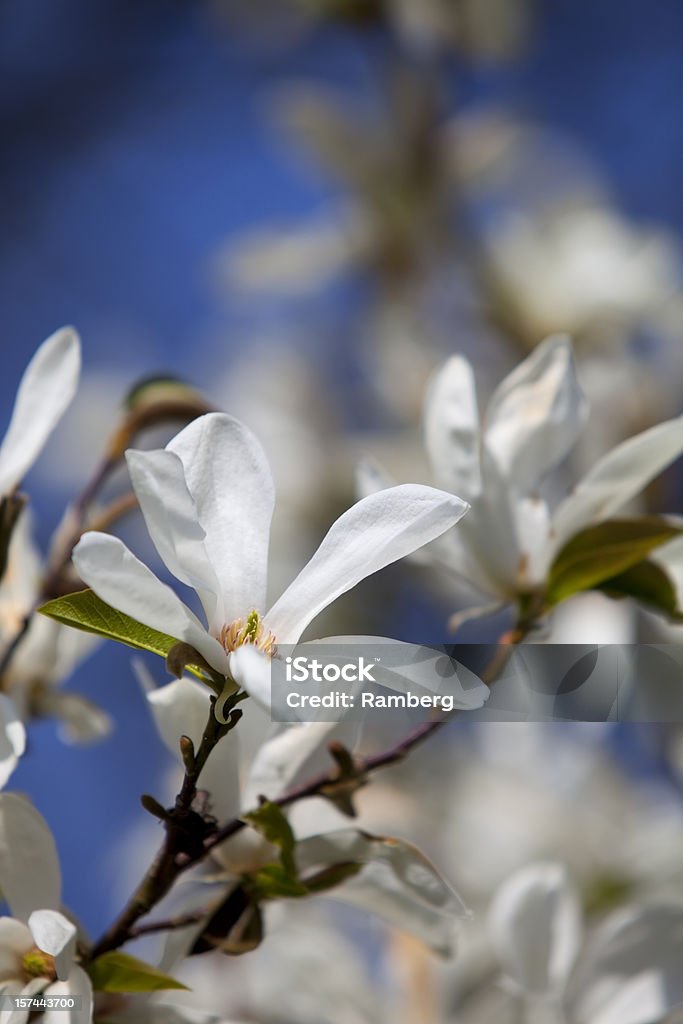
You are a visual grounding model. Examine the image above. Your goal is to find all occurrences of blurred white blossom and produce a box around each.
[360,335,683,625]
[0,792,92,1023]
[0,512,110,744]
[489,861,683,1024]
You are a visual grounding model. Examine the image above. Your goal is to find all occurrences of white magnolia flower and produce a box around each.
[488,861,683,1024]
[361,334,683,621]
[73,412,469,714]
[0,328,81,502]
[0,513,110,745]
[0,792,92,1023]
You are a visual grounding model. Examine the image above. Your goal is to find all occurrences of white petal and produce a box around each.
[126,449,222,629]
[72,532,228,676]
[0,918,33,978]
[167,413,275,623]
[0,696,25,790]
[144,675,240,822]
[423,355,482,499]
[298,635,489,710]
[568,903,683,1024]
[243,721,338,807]
[295,830,467,955]
[48,694,113,746]
[488,862,582,996]
[228,645,272,711]
[266,485,469,644]
[552,416,683,551]
[0,793,61,919]
[44,964,92,1024]
[0,328,81,497]
[28,910,76,981]
[458,451,528,594]
[484,335,587,493]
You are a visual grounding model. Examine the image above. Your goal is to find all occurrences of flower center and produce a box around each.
[219,610,276,658]
[22,947,57,982]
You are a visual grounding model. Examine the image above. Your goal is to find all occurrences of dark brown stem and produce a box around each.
[90,706,230,959]
[127,910,207,941]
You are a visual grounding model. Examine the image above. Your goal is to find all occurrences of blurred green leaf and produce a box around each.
[547,517,683,606]
[243,801,297,878]
[87,952,187,993]
[124,375,204,414]
[598,559,683,621]
[250,863,308,899]
[301,861,363,893]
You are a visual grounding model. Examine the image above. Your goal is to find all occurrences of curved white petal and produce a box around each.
[266,485,469,644]
[488,862,582,997]
[45,964,93,1024]
[298,635,489,710]
[0,328,81,498]
[295,830,467,956]
[424,355,482,499]
[0,695,25,790]
[0,917,33,978]
[167,413,275,623]
[126,448,222,629]
[243,721,338,807]
[567,903,683,1024]
[0,793,61,919]
[552,416,683,552]
[484,335,587,494]
[28,910,76,981]
[228,645,272,711]
[73,532,228,676]
[144,674,240,822]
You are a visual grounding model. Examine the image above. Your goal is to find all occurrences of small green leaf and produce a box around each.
[547,517,683,606]
[87,952,187,993]
[39,589,179,657]
[191,886,263,956]
[250,863,309,899]
[598,559,683,621]
[302,861,363,894]
[123,375,204,413]
[243,801,297,879]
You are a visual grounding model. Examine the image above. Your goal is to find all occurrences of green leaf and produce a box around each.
[124,375,205,414]
[598,559,683,621]
[250,863,309,899]
[87,952,188,993]
[191,886,263,957]
[301,861,363,894]
[243,801,297,879]
[546,517,683,606]
[38,588,206,669]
